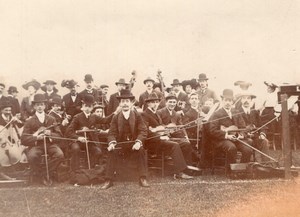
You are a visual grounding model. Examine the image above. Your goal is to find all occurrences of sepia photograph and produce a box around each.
[0,1,300,216]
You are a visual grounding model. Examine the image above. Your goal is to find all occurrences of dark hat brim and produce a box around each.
[32,100,47,104]
[116,96,135,100]
[22,80,41,90]
[145,97,161,103]
[115,82,129,86]
[143,79,155,84]
[43,80,57,85]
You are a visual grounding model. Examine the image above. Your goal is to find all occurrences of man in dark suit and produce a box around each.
[157,94,193,166]
[98,84,109,115]
[107,78,128,115]
[170,79,190,112]
[138,77,163,111]
[196,73,219,106]
[65,95,116,171]
[21,94,64,183]
[142,92,193,179]
[102,89,149,189]
[61,79,83,120]
[7,86,21,116]
[239,91,269,162]
[209,89,253,165]
[80,74,99,103]
[0,83,7,106]
[41,80,61,112]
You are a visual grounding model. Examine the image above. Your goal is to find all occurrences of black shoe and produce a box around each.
[139,177,150,188]
[101,180,113,189]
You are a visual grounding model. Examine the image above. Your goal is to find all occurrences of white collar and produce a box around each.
[242,106,251,114]
[122,110,130,120]
[35,111,46,123]
[47,90,53,95]
[191,106,198,110]
[83,112,91,118]
[167,108,173,115]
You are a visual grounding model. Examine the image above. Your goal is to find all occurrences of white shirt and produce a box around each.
[242,106,251,115]
[71,94,77,102]
[83,112,90,119]
[47,90,54,96]
[224,108,232,119]
[122,110,130,120]
[35,111,46,123]
[167,108,173,116]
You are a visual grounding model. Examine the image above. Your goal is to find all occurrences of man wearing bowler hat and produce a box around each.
[142,92,194,179]
[170,79,190,112]
[138,77,163,111]
[80,74,99,103]
[209,89,253,167]
[107,78,128,115]
[196,73,219,107]
[7,86,21,116]
[102,89,149,189]
[65,95,118,171]
[21,94,65,183]
[41,80,61,113]
[61,79,83,120]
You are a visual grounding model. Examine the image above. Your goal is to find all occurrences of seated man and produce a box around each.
[157,94,194,166]
[209,89,253,165]
[102,89,149,189]
[142,93,193,179]
[21,94,64,182]
[238,91,269,162]
[65,95,117,171]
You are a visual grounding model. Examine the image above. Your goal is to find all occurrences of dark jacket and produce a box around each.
[238,107,266,136]
[141,108,163,142]
[107,92,120,115]
[197,88,219,106]
[209,107,246,142]
[80,89,99,103]
[20,96,35,120]
[138,90,163,111]
[62,93,83,119]
[21,114,62,147]
[108,110,147,144]
[7,96,21,116]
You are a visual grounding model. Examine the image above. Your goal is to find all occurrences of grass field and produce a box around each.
[1,150,300,217]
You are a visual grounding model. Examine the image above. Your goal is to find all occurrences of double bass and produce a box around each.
[0,119,27,167]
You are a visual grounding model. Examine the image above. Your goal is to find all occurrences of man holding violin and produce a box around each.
[209,89,253,165]
[21,94,65,183]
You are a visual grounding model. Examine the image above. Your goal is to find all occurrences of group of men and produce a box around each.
[0,72,294,189]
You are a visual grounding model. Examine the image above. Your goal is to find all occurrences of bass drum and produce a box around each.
[0,126,27,167]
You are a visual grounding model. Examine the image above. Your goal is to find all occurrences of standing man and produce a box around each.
[41,80,61,113]
[209,89,253,165]
[197,73,219,106]
[107,78,128,115]
[138,77,163,111]
[7,86,21,117]
[98,84,109,116]
[80,74,99,103]
[0,83,7,105]
[102,89,149,189]
[170,79,189,112]
[61,79,82,120]
[21,94,64,183]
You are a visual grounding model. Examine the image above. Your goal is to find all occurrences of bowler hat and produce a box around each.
[84,74,94,83]
[198,73,209,81]
[145,92,161,103]
[165,93,177,101]
[143,77,155,84]
[43,80,57,85]
[170,79,182,86]
[49,96,62,106]
[234,81,252,89]
[7,86,18,94]
[115,78,128,86]
[100,84,109,89]
[116,89,135,100]
[61,79,78,89]
[82,95,95,106]
[22,80,41,90]
[32,94,47,104]
[220,89,234,99]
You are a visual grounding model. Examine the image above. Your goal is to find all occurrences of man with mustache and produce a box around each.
[138,77,163,111]
[196,73,219,107]
[239,91,269,162]
[107,78,128,115]
[80,74,99,103]
[102,89,149,189]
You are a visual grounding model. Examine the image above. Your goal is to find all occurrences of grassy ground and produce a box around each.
[0,150,300,217]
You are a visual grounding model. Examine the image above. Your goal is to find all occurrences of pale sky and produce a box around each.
[0,0,299,99]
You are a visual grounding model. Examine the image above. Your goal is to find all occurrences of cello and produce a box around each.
[0,120,27,167]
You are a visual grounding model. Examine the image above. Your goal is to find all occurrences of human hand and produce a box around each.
[132,142,142,150]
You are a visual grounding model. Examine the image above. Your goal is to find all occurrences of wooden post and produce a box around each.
[281,94,292,179]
